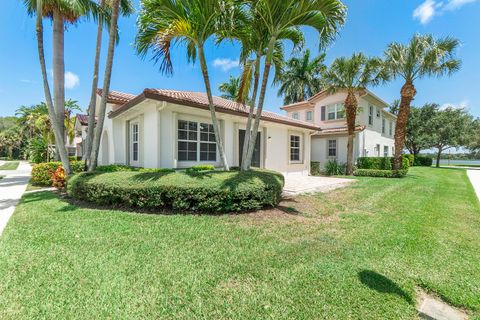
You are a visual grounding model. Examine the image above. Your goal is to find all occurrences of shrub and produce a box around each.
[52,167,66,189]
[311,161,321,176]
[356,155,410,171]
[31,161,84,186]
[26,136,51,164]
[67,169,284,213]
[354,169,407,178]
[413,156,433,167]
[325,160,345,176]
[95,164,175,173]
[186,164,215,173]
[405,154,415,167]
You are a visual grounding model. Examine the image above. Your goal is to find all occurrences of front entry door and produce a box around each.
[239,130,261,168]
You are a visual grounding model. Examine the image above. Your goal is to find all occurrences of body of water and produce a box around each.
[439,159,480,166]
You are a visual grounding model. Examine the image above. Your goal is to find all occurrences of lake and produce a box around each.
[439,159,480,166]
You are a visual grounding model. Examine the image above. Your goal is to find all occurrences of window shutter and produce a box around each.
[321,106,326,121]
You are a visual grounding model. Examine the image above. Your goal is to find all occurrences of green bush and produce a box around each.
[95,164,175,173]
[413,156,433,167]
[357,155,410,171]
[26,136,51,164]
[325,160,345,176]
[354,169,408,178]
[405,154,415,167]
[311,161,321,176]
[67,169,284,213]
[31,161,84,186]
[185,164,215,173]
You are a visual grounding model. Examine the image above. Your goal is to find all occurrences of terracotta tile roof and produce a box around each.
[76,114,89,126]
[96,88,136,105]
[313,125,366,136]
[107,88,321,131]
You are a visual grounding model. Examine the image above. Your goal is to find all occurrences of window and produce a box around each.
[376,107,381,118]
[368,105,374,125]
[328,139,337,157]
[178,120,217,162]
[292,112,299,120]
[290,135,301,162]
[132,123,139,161]
[389,121,393,136]
[382,118,386,134]
[376,144,381,157]
[306,110,313,121]
[327,103,345,120]
[392,146,395,156]
[384,146,389,157]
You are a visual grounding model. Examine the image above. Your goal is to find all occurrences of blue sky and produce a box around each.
[0,0,479,117]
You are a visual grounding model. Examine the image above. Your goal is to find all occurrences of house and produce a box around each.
[281,89,397,168]
[94,89,319,176]
[72,114,89,159]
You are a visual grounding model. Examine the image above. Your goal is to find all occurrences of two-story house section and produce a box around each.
[281,89,397,168]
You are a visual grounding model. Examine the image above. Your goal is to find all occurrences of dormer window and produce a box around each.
[326,103,345,120]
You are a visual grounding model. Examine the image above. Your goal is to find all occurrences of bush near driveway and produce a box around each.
[413,156,433,167]
[67,169,284,213]
[31,161,84,186]
[356,156,410,171]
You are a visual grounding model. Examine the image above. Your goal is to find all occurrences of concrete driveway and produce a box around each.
[283,175,355,196]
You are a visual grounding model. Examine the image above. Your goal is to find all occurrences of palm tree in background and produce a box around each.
[136,0,240,171]
[240,0,346,171]
[323,53,388,175]
[84,0,133,168]
[276,49,326,105]
[384,34,461,169]
[219,75,241,100]
[24,0,101,174]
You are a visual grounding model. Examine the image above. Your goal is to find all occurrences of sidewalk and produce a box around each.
[467,169,480,201]
[0,161,31,236]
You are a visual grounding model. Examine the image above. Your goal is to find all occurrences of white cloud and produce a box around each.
[413,0,478,24]
[20,79,35,84]
[212,58,239,71]
[64,71,79,89]
[413,0,438,24]
[440,99,469,110]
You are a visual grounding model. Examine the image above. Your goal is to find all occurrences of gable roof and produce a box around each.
[104,88,321,131]
[96,88,136,105]
[76,114,89,126]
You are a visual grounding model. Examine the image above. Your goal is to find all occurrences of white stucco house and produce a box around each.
[281,89,397,168]
[93,88,318,176]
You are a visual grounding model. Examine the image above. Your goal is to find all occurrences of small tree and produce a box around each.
[405,103,438,157]
[429,106,473,167]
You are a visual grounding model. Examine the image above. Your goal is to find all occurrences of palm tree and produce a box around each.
[84,0,133,167]
[241,0,346,170]
[25,0,101,174]
[136,0,240,171]
[219,76,241,100]
[323,53,388,175]
[384,34,461,169]
[276,49,326,105]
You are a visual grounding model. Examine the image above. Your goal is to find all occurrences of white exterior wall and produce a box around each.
[98,98,312,176]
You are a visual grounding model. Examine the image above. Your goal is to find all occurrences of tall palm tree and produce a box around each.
[84,0,133,167]
[384,34,461,169]
[219,75,241,100]
[241,0,346,170]
[276,49,326,105]
[136,0,240,170]
[322,53,388,175]
[25,0,101,174]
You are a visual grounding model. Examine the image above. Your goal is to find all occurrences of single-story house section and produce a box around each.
[95,89,320,176]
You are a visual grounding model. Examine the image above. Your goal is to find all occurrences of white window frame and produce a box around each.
[368,105,374,126]
[327,139,337,158]
[383,145,389,157]
[130,122,140,167]
[177,119,218,164]
[389,121,393,136]
[382,118,386,134]
[326,103,345,121]
[306,110,313,122]
[376,144,381,157]
[292,112,299,120]
[289,134,302,163]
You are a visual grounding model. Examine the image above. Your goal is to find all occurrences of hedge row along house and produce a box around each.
[73,88,396,176]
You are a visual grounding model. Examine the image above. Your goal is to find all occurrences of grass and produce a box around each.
[0,161,19,170]
[0,167,479,319]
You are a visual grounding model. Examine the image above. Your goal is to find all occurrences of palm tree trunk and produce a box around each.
[345,90,358,175]
[53,10,66,161]
[393,81,416,170]
[244,38,276,170]
[90,0,120,171]
[35,3,71,174]
[241,54,261,171]
[198,44,229,171]
[84,0,105,168]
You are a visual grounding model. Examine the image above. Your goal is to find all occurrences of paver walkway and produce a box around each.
[283,175,355,196]
[466,169,480,200]
[0,161,31,236]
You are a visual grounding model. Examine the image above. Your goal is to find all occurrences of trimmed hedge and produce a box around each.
[354,169,408,178]
[356,155,410,171]
[310,161,321,176]
[404,154,415,167]
[31,161,84,186]
[185,164,215,173]
[95,164,175,173]
[413,156,433,167]
[67,169,284,213]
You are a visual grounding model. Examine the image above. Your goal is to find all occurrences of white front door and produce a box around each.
[130,122,140,167]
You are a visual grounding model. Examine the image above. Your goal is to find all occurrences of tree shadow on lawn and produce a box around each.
[358,270,414,305]
[20,190,58,204]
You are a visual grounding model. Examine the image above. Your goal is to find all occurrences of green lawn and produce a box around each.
[0,161,19,170]
[0,167,479,319]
